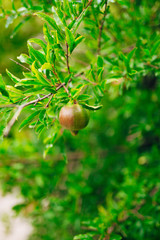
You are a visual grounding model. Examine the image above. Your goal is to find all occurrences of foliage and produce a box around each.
[0,0,160,240]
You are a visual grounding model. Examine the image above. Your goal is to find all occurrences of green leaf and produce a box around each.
[81,103,102,111]
[105,78,119,84]
[35,12,64,39]
[28,43,46,65]
[74,35,85,49]
[0,74,9,98]
[6,86,23,95]
[28,38,47,53]
[0,74,6,88]
[17,53,33,65]
[97,56,104,68]
[11,0,16,11]
[129,69,137,76]
[43,23,54,44]
[46,43,56,64]
[19,110,41,131]
[71,84,88,98]
[0,110,11,143]
[151,39,160,56]
[31,62,51,86]
[41,63,53,71]
[119,52,130,72]
[94,85,104,98]
[5,14,17,28]
[27,0,33,8]
[56,3,67,27]
[6,69,20,83]
[74,233,95,240]
[21,0,28,8]
[5,86,24,101]
[15,79,43,87]
[39,109,46,123]
[110,234,122,240]
[63,0,72,18]
[72,6,89,34]
[144,49,150,57]
[77,94,92,101]
[82,0,88,8]
[0,87,9,98]
[65,27,75,53]
[127,47,137,63]
[98,68,104,82]
[10,16,30,39]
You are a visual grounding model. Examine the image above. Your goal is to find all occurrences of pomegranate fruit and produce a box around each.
[59,103,90,135]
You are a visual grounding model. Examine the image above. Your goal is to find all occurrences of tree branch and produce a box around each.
[66,43,71,75]
[3,83,66,137]
[3,93,52,137]
[98,0,108,55]
[9,58,31,71]
[45,94,54,108]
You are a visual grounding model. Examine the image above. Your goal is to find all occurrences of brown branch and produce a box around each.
[45,94,54,108]
[144,62,160,70]
[0,95,32,109]
[52,64,71,96]
[85,0,93,9]
[9,58,31,71]
[75,0,93,25]
[52,65,61,84]
[98,0,108,55]
[74,72,84,78]
[3,93,52,137]
[66,43,71,75]
[3,83,66,137]
[0,103,18,108]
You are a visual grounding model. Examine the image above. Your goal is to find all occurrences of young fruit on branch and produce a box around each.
[59,103,90,135]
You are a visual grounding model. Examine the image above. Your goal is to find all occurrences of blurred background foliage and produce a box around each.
[0,0,160,240]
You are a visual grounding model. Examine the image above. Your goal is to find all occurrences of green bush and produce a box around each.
[0,0,160,239]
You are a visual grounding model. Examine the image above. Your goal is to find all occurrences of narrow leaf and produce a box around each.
[6,69,20,83]
[151,39,160,55]
[31,62,51,85]
[65,27,75,53]
[36,12,64,39]
[28,38,47,53]
[97,56,104,68]
[19,110,40,131]
[81,103,102,111]
[28,43,46,65]
[10,16,30,39]
[17,53,33,65]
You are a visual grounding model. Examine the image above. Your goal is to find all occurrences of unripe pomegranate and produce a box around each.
[59,103,90,135]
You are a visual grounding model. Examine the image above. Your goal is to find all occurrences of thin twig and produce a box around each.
[0,104,18,108]
[74,72,84,78]
[144,62,160,70]
[52,65,61,84]
[3,93,52,137]
[0,95,32,109]
[66,43,71,75]
[75,0,93,26]
[98,0,108,55]
[45,94,54,108]
[52,64,71,96]
[3,83,66,137]
[56,82,66,90]
[9,58,31,71]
